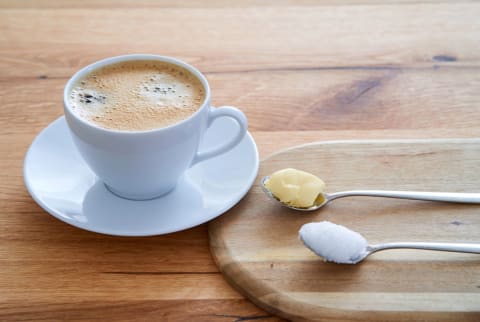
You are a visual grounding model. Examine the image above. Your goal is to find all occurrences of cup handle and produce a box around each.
[191,106,248,166]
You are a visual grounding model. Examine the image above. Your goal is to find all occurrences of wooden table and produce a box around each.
[1,1,479,321]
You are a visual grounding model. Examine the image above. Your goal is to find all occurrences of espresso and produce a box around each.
[69,60,205,131]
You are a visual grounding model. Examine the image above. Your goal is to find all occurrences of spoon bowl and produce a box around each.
[260,176,328,211]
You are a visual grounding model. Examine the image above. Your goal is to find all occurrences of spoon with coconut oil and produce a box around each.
[261,168,480,211]
[299,221,480,264]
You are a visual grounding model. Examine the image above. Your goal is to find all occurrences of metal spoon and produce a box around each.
[299,222,480,264]
[261,176,480,211]
[350,242,480,264]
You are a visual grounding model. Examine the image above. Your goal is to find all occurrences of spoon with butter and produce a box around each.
[299,221,480,264]
[261,168,480,211]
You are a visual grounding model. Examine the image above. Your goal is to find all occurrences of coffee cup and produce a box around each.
[63,54,248,200]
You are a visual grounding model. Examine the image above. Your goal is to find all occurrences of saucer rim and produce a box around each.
[23,116,259,236]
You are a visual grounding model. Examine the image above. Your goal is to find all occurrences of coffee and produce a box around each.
[68,60,205,131]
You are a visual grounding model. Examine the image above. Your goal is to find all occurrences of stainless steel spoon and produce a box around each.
[349,242,480,264]
[299,222,480,264]
[261,176,480,211]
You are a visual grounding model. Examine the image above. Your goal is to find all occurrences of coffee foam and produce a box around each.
[69,60,205,131]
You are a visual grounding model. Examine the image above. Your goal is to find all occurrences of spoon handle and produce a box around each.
[328,190,480,203]
[371,242,480,254]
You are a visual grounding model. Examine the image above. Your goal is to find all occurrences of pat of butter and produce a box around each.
[265,168,326,208]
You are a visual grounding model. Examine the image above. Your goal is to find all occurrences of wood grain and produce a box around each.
[2,0,473,9]
[0,3,479,78]
[209,139,480,321]
[1,0,479,321]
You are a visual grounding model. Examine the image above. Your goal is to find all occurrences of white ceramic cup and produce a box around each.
[63,54,248,200]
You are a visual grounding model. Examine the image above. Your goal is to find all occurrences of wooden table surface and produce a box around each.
[1,1,479,321]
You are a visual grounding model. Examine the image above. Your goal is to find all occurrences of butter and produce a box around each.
[264,168,326,208]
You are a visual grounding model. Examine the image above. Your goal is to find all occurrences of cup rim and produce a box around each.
[63,54,211,135]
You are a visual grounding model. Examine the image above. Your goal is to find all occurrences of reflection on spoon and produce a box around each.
[299,221,480,264]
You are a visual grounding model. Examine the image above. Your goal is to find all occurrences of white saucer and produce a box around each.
[24,116,259,236]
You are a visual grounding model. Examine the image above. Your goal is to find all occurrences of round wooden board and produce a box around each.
[208,139,480,322]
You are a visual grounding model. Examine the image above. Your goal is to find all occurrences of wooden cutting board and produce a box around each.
[208,139,480,322]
